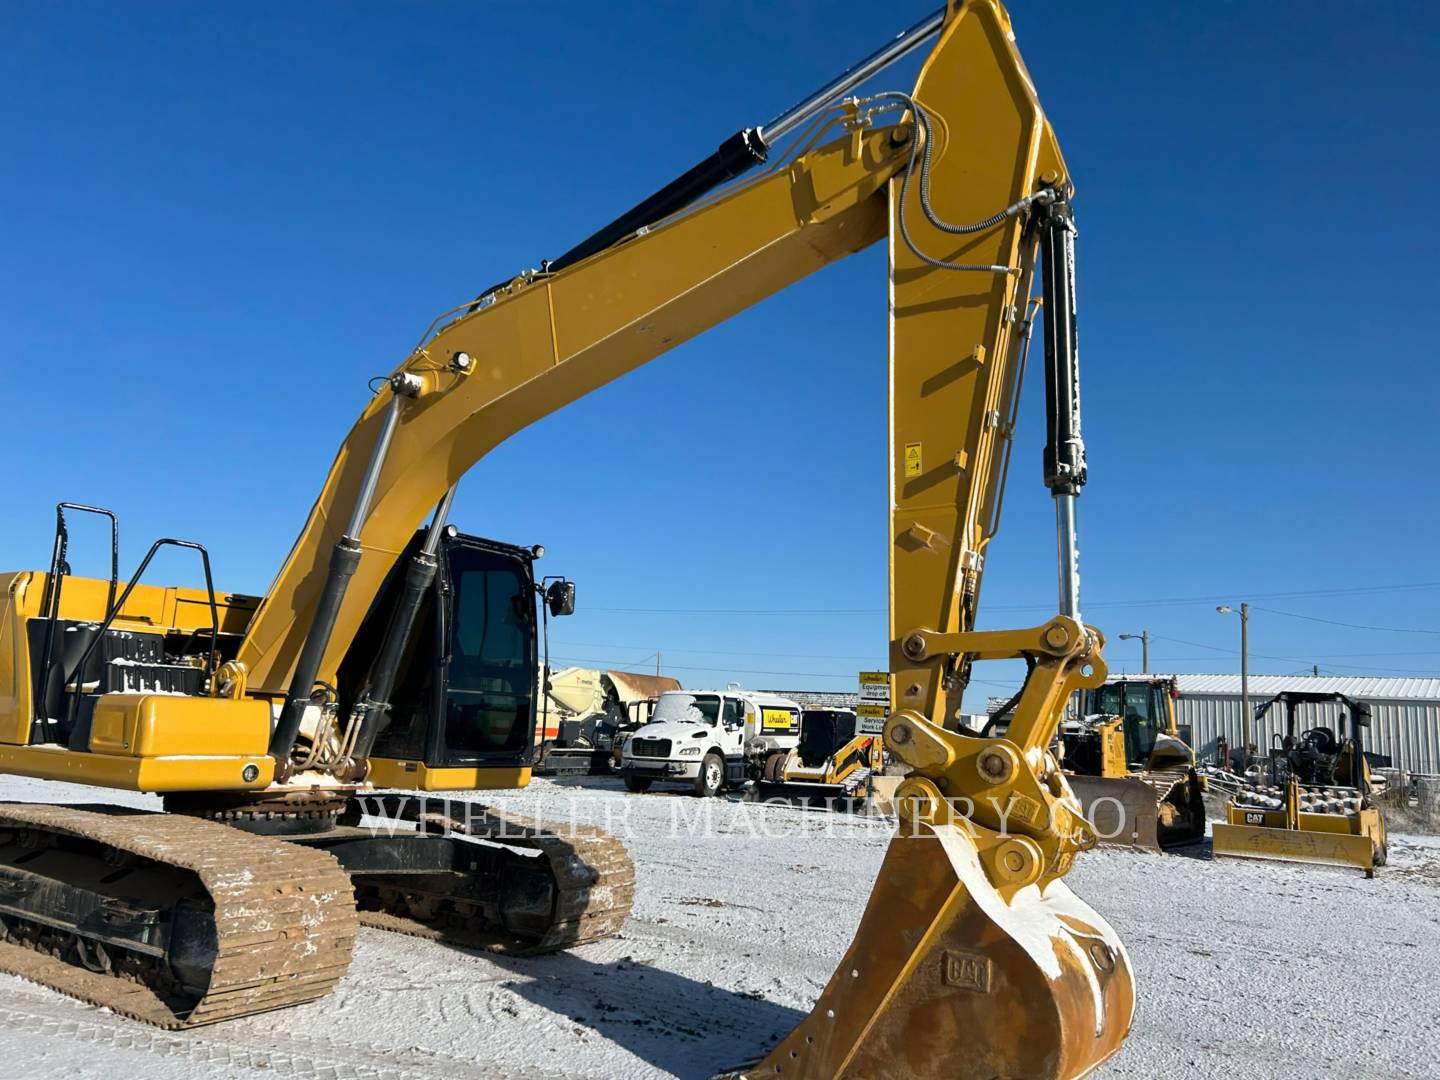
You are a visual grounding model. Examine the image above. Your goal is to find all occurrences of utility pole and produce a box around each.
[656,651,662,677]
[1312,664,1320,677]
[1217,603,1251,764]
[1118,631,1150,673]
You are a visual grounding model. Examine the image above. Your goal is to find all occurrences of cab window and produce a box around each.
[441,547,534,759]
[723,698,744,726]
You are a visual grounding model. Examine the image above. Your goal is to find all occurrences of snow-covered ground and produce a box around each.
[0,774,1435,1080]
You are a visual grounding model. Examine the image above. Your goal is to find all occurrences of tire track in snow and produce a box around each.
[0,990,570,1080]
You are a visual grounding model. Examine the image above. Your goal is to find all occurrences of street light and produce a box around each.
[1216,603,1251,766]
[1117,631,1150,673]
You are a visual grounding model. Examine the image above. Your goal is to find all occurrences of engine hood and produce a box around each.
[628,721,717,745]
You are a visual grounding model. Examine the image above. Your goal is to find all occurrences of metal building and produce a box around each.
[1163,674,1440,775]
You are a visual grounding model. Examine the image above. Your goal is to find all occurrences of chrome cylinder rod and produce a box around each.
[1055,494,1081,622]
[345,391,405,538]
[760,5,946,144]
[530,5,947,281]
[271,383,410,764]
[420,484,458,555]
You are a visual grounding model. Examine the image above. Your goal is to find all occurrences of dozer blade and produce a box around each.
[1066,772,1206,853]
[1065,775,1162,853]
[1212,822,1376,876]
[732,820,1133,1079]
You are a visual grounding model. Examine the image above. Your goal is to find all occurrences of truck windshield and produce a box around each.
[651,693,720,725]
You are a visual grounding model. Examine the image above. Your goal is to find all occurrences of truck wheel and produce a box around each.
[624,776,652,794]
[695,753,725,797]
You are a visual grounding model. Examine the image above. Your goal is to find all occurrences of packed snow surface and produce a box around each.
[0,774,1435,1080]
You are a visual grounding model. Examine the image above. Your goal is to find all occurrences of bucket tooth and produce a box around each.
[738,821,1133,1079]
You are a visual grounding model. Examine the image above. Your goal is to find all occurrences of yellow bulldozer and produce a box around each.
[1058,675,1207,852]
[0,4,1135,1076]
[1213,691,1388,876]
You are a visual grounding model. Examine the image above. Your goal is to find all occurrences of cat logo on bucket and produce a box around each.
[942,949,992,993]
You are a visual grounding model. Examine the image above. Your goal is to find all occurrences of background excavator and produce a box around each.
[1060,675,1207,851]
[0,3,1133,1076]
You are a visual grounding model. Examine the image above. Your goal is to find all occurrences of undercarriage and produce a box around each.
[0,793,634,1027]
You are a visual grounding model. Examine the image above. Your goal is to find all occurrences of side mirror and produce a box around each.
[1352,702,1371,728]
[545,579,576,617]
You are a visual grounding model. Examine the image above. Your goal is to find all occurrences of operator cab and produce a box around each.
[797,708,859,768]
[342,528,573,773]
[1078,678,1175,768]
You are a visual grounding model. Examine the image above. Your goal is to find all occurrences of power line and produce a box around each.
[551,640,881,661]
[1250,605,1440,636]
[556,638,1440,667]
[1147,635,1437,675]
[548,653,1018,689]
[583,580,1440,616]
[550,653,864,680]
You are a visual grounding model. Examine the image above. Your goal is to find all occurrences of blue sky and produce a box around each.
[3,2,1437,702]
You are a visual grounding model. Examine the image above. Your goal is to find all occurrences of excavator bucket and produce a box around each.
[733,820,1134,1079]
[1067,771,1206,853]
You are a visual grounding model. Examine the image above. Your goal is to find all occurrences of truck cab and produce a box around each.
[618,688,800,797]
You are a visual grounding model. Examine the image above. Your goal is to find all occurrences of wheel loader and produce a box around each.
[1059,676,1207,851]
[0,4,1135,1076]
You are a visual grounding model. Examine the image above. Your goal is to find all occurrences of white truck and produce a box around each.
[618,688,802,796]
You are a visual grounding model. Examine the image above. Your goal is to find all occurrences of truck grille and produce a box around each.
[630,737,672,758]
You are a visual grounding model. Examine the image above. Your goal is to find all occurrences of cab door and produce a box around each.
[428,538,537,768]
[720,697,746,755]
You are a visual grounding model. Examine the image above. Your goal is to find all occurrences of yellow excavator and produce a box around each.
[1060,676,1207,851]
[0,3,1133,1076]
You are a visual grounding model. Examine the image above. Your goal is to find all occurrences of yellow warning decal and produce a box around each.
[904,442,922,478]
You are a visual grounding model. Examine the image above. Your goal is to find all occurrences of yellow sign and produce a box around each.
[903,442,923,478]
[761,708,795,730]
[856,704,887,719]
[858,671,890,705]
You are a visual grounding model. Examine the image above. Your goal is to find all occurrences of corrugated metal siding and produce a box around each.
[1173,674,1440,700]
[1177,694,1440,774]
